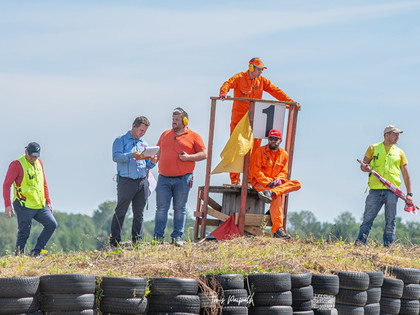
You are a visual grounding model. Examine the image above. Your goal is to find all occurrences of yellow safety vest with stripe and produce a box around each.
[13,155,46,209]
[368,142,402,189]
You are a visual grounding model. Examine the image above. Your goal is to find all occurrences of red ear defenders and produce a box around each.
[173,107,189,126]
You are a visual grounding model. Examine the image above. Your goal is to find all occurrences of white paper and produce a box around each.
[140,146,160,158]
[148,172,157,196]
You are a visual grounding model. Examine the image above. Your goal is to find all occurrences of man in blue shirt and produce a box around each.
[110,116,157,247]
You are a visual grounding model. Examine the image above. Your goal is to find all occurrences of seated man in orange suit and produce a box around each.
[250,129,301,238]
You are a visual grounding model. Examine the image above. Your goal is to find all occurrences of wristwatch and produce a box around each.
[407,193,413,197]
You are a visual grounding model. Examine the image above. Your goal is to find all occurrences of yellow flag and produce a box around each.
[212,112,254,174]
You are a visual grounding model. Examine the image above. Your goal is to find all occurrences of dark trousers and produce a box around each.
[110,176,148,245]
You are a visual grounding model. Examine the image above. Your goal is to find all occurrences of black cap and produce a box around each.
[26,142,41,157]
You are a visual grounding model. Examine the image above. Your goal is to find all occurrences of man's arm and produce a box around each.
[112,136,133,163]
[263,77,294,103]
[219,73,240,97]
[401,164,413,205]
[360,156,372,172]
[3,161,19,218]
[179,149,207,162]
[39,159,52,212]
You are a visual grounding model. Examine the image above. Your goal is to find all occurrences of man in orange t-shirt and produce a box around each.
[153,107,207,247]
[251,129,301,239]
[219,57,297,184]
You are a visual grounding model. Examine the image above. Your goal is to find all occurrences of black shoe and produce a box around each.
[258,190,273,203]
[273,229,291,239]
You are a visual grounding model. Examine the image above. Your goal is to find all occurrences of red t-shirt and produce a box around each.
[157,129,206,177]
[3,159,51,208]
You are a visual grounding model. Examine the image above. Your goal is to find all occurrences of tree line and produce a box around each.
[1,202,419,255]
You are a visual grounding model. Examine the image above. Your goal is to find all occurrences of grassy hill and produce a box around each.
[1,237,419,279]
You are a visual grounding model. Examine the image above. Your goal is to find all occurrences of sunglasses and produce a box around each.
[268,137,280,141]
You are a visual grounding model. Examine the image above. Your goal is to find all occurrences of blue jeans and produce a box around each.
[356,189,398,247]
[110,176,148,245]
[154,174,192,239]
[13,200,57,255]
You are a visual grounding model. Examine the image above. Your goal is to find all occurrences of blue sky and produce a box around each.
[1,1,419,225]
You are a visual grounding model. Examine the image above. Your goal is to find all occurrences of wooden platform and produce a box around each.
[194,185,272,239]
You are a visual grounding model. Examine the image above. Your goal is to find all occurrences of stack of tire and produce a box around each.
[0,277,41,314]
[39,274,96,314]
[311,274,339,315]
[205,273,248,314]
[148,277,200,314]
[380,277,404,315]
[364,271,383,315]
[100,276,148,314]
[335,271,369,315]
[291,273,314,315]
[246,273,293,315]
[388,266,420,315]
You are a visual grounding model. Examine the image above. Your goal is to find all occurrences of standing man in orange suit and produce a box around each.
[219,57,297,184]
[250,129,301,239]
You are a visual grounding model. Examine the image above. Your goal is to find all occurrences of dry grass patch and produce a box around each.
[0,237,419,279]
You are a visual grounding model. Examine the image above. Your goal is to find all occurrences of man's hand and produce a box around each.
[47,203,53,213]
[268,179,284,188]
[5,206,14,218]
[179,151,190,161]
[406,195,413,206]
[150,155,158,164]
[133,151,143,160]
[219,93,227,100]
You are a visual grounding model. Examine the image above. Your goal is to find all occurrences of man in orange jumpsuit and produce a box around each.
[250,129,301,238]
[219,57,296,184]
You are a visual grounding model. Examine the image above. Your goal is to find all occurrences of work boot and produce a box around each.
[258,190,273,203]
[172,238,184,247]
[273,229,291,239]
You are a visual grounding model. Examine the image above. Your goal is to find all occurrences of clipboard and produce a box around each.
[136,146,160,160]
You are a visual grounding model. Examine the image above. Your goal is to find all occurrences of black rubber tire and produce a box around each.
[336,289,367,306]
[148,313,198,315]
[399,299,420,315]
[379,296,401,314]
[100,296,148,314]
[148,294,200,313]
[0,277,39,298]
[401,283,420,300]
[312,294,336,309]
[198,291,218,308]
[101,276,147,298]
[292,299,312,312]
[220,289,248,307]
[365,271,384,288]
[313,309,338,315]
[249,305,293,315]
[291,286,313,301]
[246,273,291,293]
[43,311,96,315]
[367,287,381,304]
[364,303,380,315]
[149,278,198,295]
[311,274,339,295]
[381,277,404,298]
[0,297,39,314]
[252,291,292,306]
[291,273,312,288]
[222,306,249,314]
[293,311,314,315]
[40,293,95,311]
[335,303,364,315]
[40,274,96,294]
[388,267,420,284]
[206,274,244,290]
[337,272,369,291]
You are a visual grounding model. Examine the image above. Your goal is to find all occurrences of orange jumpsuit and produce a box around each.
[220,71,294,183]
[250,145,301,233]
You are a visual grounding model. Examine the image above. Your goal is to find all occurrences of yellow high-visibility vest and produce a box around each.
[369,142,402,189]
[13,155,46,209]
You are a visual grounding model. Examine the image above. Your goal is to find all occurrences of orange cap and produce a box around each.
[249,57,267,69]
